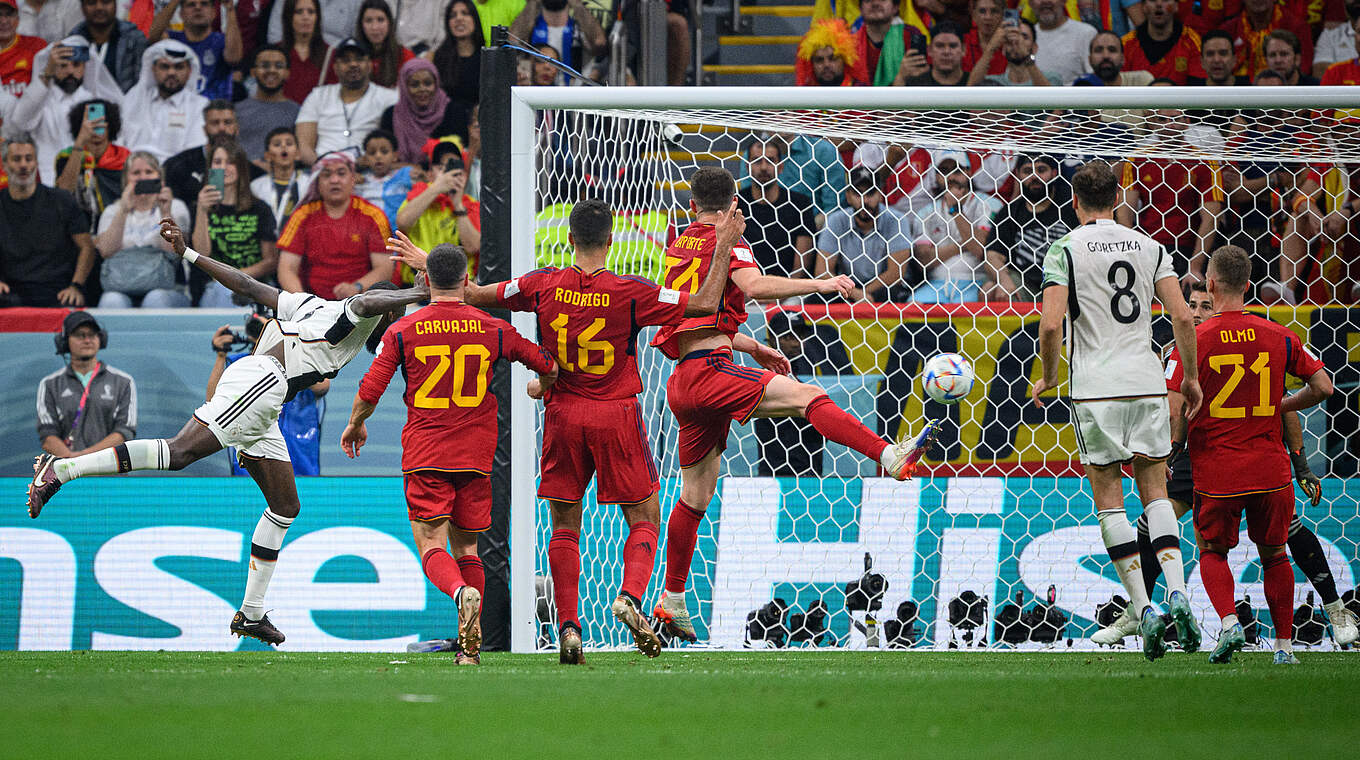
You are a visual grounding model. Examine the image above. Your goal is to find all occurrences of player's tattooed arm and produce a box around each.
[161,218,281,311]
[685,198,744,316]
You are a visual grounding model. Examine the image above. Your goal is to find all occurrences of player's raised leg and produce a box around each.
[752,372,939,480]
[28,416,223,518]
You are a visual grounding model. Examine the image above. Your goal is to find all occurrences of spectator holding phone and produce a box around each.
[54,98,128,227]
[967,16,1059,85]
[853,0,929,85]
[93,149,191,307]
[194,140,278,307]
[394,139,480,283]
[7,35,122,186]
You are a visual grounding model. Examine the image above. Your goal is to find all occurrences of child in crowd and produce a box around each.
[359,129,414,229]
[250,127,311,231]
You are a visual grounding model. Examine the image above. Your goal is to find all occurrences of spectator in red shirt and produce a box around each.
[280,0,333,104]
[355,0,414,88]
[0,0,49,100]
[276,152,393,298]
[1122,0,1206,83]
[962,0,1007,76]
[1321,17,1360,85]
[1221,0,1313,79]
[1177,0,1229,35]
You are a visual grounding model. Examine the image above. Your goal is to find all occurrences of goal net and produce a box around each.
[506,86,1360,653]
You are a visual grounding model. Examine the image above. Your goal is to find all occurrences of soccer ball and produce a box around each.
[922,353,975,404]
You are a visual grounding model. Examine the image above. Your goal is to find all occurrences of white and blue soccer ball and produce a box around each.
[921,353,975,404]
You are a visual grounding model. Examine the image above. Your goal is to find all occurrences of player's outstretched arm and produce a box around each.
[1155,276,1201,418]
[1282,368,1334,415]
[350,283,431,318]
[731,268,855,302]
[388,230,499,306]
[685,198,743,316]
[161,218,280,311]
[1031,284,1066,408]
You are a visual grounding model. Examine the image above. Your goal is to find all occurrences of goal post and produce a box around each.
[506,86,1360,653]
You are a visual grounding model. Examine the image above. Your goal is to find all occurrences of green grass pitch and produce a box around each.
[3,650,1355,758]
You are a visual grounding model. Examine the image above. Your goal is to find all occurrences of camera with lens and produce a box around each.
[744,597,789,648]
[226,304,272,349]
[844,552,887,613]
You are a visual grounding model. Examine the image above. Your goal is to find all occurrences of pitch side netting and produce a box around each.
[506,87,1360,653]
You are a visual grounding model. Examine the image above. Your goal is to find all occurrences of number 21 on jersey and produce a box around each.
[1208,351,1275,419]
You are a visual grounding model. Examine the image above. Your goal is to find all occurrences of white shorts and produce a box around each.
[193,354,291,463]
[1072,397,1171,467]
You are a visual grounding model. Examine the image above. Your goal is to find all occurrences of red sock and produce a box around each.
[455,555,485,597]
[1198,550,1238,620]
[805,394,889,462]
[1262,553,1295,640]
[548,529,581,627]
[664,500,704,594]
[421,547,466,601]
[621,521,659,602]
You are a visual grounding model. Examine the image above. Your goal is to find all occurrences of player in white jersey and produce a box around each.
[1032,160,1203,661]
[26,219,429,646]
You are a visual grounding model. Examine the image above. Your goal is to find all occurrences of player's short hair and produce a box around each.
[689,166,736,213]
[426,244,469,289]
[569,198,613,250]
[1208,245,1251,292]
[1188,280,1209,295]
[1071,159,1118,211]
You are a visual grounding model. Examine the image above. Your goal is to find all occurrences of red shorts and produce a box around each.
[539,395,659,505]
[1193,486,1294,549]
[667,348,775,468]
[403,470,492,531]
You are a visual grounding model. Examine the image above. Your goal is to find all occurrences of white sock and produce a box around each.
[663,589,687,607]
[240,509,294,620]
[1222,614,1240,630]
[1098,509,1151,614]
[1275,637,1292,653]
[54,439,170,482]
[1144,499,1187,596]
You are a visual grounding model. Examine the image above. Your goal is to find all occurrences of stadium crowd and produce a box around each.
[0,0,1355,309]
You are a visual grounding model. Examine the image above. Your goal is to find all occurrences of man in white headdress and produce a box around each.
[5,35,122,185]
[120,38,206,162]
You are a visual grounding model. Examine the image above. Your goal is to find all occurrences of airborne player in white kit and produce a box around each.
[26,218,429,646]
[1031,160,1204,661]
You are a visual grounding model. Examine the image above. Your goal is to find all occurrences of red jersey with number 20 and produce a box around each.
[358,300,555,474]
[494,266,691,400]
[650,221,758,360]
[1165,311,1323,497]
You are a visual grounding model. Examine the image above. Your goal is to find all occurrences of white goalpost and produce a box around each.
[506,86,1360,654]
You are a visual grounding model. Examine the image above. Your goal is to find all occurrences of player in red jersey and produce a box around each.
[342,244,558,664]
[1166,246,1332,664]
[385,198,741,663]
[649,167,941,642]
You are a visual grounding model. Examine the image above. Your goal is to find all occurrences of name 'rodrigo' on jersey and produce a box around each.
[1042,218,1176,401]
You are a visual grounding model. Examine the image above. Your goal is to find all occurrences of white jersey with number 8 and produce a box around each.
[1041,218,1177,401]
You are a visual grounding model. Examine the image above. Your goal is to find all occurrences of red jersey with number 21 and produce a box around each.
[1165,311,1323,497]
[494,266,691,400]
[650,221,758,360]
[358,300,554,474]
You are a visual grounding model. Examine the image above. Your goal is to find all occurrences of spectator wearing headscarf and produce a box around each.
[120,38,208,162]
[379,58,461,165]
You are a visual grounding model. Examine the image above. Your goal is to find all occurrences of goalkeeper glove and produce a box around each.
[1291,448,1322,506]
[1166,439,1185,478]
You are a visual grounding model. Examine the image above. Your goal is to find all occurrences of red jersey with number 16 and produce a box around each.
[650,221,759,360]
[358,300,554,474]
[494,265,691,400]
[1165,311,1323,497]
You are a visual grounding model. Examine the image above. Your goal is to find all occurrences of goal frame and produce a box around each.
[504,85,1360,653]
